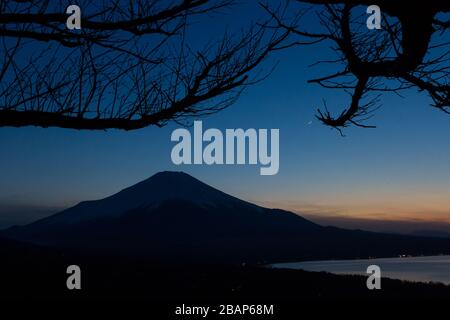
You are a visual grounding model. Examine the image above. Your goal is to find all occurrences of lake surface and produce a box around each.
[272,255,450,285]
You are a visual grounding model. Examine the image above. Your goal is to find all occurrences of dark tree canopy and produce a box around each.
[0,0,288,130]
[265,0,450,133]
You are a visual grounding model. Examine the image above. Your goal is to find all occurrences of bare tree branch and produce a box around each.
[265,0,450,131]
[0,0,288,130]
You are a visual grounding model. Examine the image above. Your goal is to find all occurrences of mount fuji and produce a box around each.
[4,171,450,263]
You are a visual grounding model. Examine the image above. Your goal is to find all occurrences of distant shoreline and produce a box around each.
[270,255,450,286]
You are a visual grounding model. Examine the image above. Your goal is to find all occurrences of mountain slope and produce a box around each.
[24,171,258,225]
[4,171,450,263]
[411,230,450,238]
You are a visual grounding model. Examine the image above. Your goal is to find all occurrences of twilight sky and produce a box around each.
[1,1,450,232]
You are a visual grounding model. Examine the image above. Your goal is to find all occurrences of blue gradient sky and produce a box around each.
[1,2,450,230]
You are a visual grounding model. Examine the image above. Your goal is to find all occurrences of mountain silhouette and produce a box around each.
[411,230,450,238]
[4,171,450,263]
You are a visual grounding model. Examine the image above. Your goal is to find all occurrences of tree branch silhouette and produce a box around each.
[0,0,288,130]
[265,0,450,131]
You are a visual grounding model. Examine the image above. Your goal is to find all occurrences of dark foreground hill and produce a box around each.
[1,236,450,304]
[4,171,450,264]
